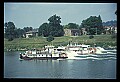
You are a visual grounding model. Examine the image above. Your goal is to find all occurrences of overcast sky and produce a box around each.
[4,3,117,29]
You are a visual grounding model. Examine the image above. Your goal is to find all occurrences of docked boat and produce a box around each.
[19,45,68,60]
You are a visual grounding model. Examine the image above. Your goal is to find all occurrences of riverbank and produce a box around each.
[4,35,117,51]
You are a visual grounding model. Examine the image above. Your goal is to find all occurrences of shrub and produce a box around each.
[46,35,54,42]
[111,34,116,39]
[8,37,13,41]
[89,35,94,39]
[28,35,33,38]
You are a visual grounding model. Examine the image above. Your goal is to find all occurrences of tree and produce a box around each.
[64,23,79,29]
[38,14,64,37]
[14,28,25,38]
[38,23,49,37]
[23,27,33,32]
[4,21,16,41]
[29,27,33,31]
[80,15,104,35]
[48,14,61,25]
[48,14,64,37]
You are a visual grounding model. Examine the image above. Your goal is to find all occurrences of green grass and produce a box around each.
[4,35,117,51]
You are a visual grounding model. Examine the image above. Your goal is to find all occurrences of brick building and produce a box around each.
[64,29,81,36]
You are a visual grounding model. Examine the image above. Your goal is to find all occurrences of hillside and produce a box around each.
[4,35,116,51]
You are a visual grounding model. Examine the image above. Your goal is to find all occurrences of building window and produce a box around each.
[75,32,78,36]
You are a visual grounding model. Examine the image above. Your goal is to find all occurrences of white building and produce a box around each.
[25,31,38,38]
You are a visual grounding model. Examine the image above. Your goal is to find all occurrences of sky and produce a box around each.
[4,3,117,29]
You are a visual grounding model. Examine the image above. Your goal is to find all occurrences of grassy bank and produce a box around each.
[4,35,117,51]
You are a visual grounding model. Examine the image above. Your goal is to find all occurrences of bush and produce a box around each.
[28,35,33,38]
[111,34,116,39]
[8,37,13,41]
[46,35,54,42]
[89,35,94,39]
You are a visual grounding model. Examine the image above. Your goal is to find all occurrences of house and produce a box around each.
[103,26,117,34]
[25,31,38,38]
[114,27,117,34]
[81,28,87,35]
[64,29,81,36]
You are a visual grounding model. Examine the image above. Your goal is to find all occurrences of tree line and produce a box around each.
[103,20,117,27]
[4,22,34,41]
[4,14,116,41]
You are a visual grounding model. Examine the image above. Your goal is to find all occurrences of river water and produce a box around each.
[4,51,116,79]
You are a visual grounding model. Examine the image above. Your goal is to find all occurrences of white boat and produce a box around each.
[19,45,68,60]
[95,47,117,54]
[66,43,96,55]
[19,44,116,60]
[19,57,24,61]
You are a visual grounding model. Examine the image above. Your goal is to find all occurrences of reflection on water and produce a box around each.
[4,51,116,79]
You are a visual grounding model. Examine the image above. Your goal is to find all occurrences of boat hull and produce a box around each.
[19,53,68,60]
[20,56,68,60]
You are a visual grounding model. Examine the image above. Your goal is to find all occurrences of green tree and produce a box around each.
[4,21,16,41]
[48,14,64,37]
[38,23,49,37]
[64,23,79,29]
[97,15,104,34]
[48,14,61,25]
[38,14,64,37]
[23,27,33,32]
[14,28,25,38]
[80,15,103,35]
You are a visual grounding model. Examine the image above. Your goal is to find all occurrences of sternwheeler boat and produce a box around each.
[19,45,68,60]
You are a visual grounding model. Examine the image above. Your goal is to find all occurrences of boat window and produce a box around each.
[83,47,87,48]
[57,49,64,51]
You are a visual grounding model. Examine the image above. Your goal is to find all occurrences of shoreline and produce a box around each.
[4,35,117,52]
[4,45,117,52]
